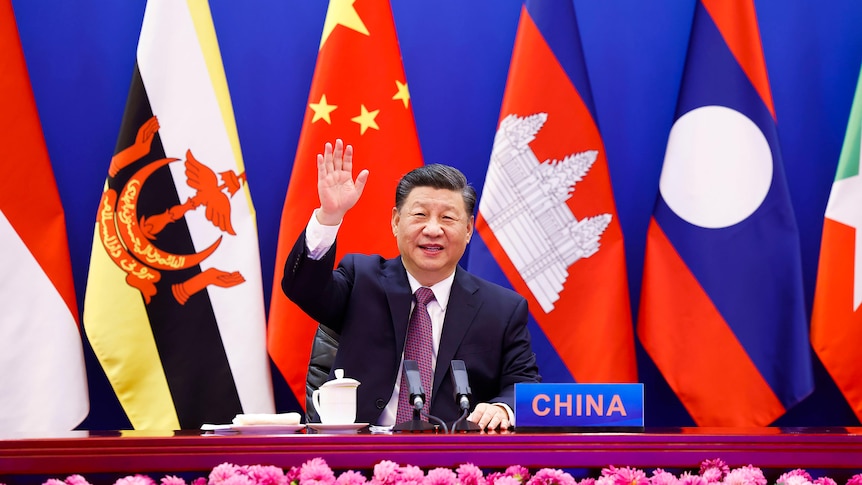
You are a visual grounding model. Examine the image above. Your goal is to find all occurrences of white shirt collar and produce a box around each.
[404,268,455,311]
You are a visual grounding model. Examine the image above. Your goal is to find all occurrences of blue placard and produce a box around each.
[514,383,644,428]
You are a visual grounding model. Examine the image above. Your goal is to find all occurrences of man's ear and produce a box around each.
[466,214,474,242]
[391,206,399,236]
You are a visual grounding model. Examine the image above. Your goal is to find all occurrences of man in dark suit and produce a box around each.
[282,139,540,430]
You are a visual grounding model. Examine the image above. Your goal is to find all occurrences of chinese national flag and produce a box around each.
[267,0,423,409]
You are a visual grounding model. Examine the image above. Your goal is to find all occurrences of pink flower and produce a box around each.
[300,458,336,485]
[211,463,243,485]
[247,465,288,485]
[457,464,486,485]
[677,472,707,485]
[66,475,93,485]
[115,475,157,485]
[775,475,812,485]
[371,461,401,485]
[599,466,648,485]
[43,480,66,485]
[578,479,596,485]
[424,467,458,485]
[505,466,531,484]
[812,478,836,485]
[286,467,301,485]
[848,475,862,485]
[220,476,254,485]
[492,478,522,485]
[160,476,187,485]
[192,478,209,485]
[649,469,679,485]
[699,460,729,484]
[487,473,505,484]
[336,471,367,485]
[399,465,426,485]
[722,466,766,485]
[777,470,813,485]
[526,468,576,485]
[699,461,729,479]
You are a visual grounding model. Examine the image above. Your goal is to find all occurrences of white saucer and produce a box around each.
[307,422,368,433]
[232,424,305,434]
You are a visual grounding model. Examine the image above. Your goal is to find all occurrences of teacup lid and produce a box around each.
[320,369,360,388]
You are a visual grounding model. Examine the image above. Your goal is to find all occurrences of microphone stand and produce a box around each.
[393,394,437,432]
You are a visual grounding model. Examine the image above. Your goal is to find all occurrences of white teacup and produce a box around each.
[312,369,360,424]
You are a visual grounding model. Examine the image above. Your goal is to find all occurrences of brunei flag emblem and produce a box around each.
[83,0,274,430]
[97,116,246,306]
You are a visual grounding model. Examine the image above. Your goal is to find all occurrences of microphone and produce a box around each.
[393,360,438,432]
[403,360,425,411]
[449,359,480,433]
[450,360,471,411]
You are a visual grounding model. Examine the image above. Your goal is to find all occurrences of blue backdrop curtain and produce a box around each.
[11,0,862,429]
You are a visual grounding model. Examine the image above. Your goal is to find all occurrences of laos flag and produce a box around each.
[468,0,637,385]
[636,0,813,426]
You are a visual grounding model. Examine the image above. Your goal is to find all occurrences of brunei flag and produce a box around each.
[812,65,862,422]
[0,0,88,433]
[83,0,274,430]
[467,0,636,385]
[637,0,813,426]
[267,0,424,410]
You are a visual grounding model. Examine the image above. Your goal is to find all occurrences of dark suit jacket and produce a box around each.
[282,233,541,425]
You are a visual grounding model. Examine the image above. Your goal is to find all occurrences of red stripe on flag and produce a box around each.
[701,0,775,119]
[0,0,78,321]
[477,212,634,383]
[812,219,862,420]
[638,219,785,426]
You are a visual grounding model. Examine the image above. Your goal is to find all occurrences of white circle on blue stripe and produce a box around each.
[660,105,773,229]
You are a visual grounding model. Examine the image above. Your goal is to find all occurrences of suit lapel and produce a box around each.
[433,267,480,399]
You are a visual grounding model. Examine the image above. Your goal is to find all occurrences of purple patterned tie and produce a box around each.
[396,287,435,423]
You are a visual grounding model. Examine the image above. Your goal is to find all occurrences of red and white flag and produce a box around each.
[268,0,424,409]
[0,0,89,433]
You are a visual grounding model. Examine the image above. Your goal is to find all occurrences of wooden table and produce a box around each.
[1,428,861,477]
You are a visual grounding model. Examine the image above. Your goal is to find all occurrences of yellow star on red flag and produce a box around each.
[320,0,369,49]
[351,104,380,134]
[310,94,338,124]
[393,80,410,108]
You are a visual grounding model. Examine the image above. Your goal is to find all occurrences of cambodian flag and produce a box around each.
[636,0,813,426]
[468,0,636,385]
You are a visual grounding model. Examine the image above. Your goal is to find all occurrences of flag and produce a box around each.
[83,0,274,430]
[811,65,862,422]
[468,0,637,385]
[0,0,88,433]
[267,0,424,409]
[637,0,813,426]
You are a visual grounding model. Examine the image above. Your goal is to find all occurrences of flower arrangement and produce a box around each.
[22,458,862,485]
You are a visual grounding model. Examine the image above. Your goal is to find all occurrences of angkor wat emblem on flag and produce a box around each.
[480,113,611,313]
[96,116,246,305]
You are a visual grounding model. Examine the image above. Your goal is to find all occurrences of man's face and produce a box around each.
[391,186,474,287]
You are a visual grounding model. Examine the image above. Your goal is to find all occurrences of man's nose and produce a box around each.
[423,219,443,235]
